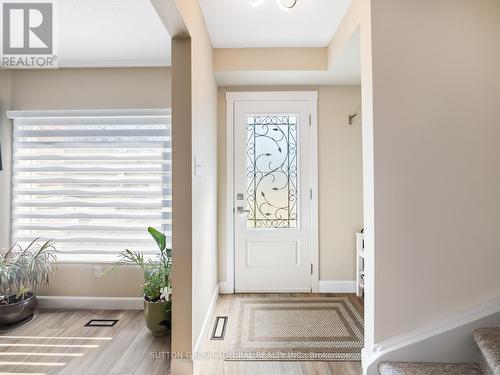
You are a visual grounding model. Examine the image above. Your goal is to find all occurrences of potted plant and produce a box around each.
[110,227,172,336]
[0,239,56,326]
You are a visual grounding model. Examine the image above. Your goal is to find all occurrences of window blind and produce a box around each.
[9,110,171,261]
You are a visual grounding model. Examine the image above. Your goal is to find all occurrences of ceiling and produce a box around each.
[58,0,171,68]
[198,0,352,48]
[54,0,359,83]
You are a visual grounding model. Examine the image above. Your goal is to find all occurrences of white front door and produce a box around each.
[232,94,317,292]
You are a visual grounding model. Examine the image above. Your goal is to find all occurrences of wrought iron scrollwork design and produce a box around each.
[246,115,297,228]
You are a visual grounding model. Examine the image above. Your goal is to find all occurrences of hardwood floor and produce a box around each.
[196,293,363,375]
[0,294,363,375]
[0,309,170,375]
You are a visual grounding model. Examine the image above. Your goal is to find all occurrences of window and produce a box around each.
[9,109,171,261]
[245,115,298,229]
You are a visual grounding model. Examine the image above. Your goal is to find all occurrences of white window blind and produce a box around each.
[8,109,171,261]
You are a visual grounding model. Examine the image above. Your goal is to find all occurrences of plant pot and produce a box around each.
[0,293,38,326]
[144,298,170,336]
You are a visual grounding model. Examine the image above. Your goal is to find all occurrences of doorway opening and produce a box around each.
[227,91,319,293]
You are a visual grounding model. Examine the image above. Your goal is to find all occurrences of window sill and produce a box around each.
[54,253,159,264]
[55,254,123,264]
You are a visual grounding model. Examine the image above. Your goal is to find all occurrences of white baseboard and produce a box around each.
[37,295,143,310]
[219,280,233,294]
[193,283,219,354]
[364,295,500,375]
[319,280,356,293]
[172,358,194,375]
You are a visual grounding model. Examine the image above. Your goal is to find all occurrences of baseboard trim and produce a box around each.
[193,283,220,354]
[219,280,234,294]
[374,295,500,353]
[172,358,194,375]
[37,295,143,310]
[319,280,356,293]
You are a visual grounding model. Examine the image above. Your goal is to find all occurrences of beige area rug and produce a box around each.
[224,296,364,361]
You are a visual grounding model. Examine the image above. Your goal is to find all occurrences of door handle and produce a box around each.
[236,207,250,214]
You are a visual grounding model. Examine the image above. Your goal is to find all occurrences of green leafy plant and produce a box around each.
[110,227,172,303]
[0,239,57,305]
[108,227,172,333]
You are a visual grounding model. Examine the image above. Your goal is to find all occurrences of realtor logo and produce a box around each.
[1,0,57,68]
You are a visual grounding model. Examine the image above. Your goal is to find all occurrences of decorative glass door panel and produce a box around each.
[232,97,315,293]
[246,115,298,229]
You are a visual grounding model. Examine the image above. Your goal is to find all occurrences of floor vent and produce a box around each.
[84,319,118,327]
[211,316,227,340]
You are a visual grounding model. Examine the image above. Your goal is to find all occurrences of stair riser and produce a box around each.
[479,350,495,375]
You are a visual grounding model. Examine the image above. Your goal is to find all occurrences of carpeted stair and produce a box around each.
[378,362,482,375]
[379,326,500,375]
[473,327,500,375]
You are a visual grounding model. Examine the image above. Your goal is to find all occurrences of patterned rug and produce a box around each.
[224,296,364,361]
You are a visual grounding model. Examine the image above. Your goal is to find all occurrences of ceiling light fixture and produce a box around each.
[277,0,297,10]
[250,0,297,10]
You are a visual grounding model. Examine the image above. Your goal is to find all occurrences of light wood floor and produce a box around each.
[197,293,363,375]
[0,294,363,375]
[0,309,170,375]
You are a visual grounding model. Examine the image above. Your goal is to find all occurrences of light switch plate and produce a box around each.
[194,156,203,177]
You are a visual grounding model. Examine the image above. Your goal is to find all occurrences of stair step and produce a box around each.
[378,361,482,375]
[473,327,500,375]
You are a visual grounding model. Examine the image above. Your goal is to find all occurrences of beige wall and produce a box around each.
[11,68,171,110]
[318,87,363,280]
[214,48,327,71]
[175,0,219,354]
[170,36,194,361]
[217,86,363,283]
[0,67,171,298]
[38,264,144,297]
[366,0,500,343]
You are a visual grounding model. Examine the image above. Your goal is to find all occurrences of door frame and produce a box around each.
[222,91,319,294]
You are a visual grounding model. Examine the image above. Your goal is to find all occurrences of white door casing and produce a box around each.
[225,92,319,293]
